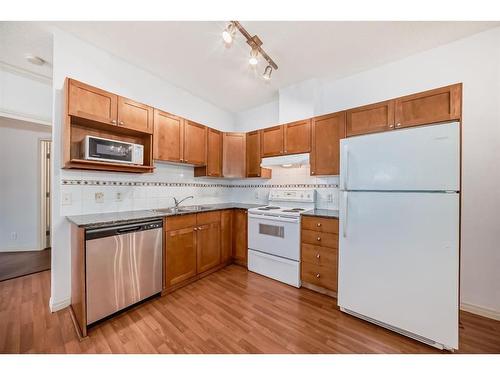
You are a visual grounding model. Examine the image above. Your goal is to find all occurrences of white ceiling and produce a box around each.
[1,21,499,112]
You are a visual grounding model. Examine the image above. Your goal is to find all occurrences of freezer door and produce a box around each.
[338,191,459,349]
[340,122,460,191]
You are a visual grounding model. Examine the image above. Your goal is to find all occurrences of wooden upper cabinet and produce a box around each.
[394,83,462,129]
[223,132,246,178]
[197,222,221,274]
[310,111,346,176]
[284,119,311,155]
[206,128,222,177]
[261,125,284,157]
[183,120,207,166]
[68,79,118,125]
[154,109,184,162]
[117,96,153,133]
[246,130,262,177]
[346,100,395,137]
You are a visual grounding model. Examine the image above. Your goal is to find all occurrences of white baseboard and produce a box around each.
[49,296,71,312]
[461,302,500,321]
[0,247,46,252]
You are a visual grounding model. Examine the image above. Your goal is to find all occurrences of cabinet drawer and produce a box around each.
[166,214,197,231]
[301,262,337,291]
[301,216,338,234]
[301,243,337,267]
[197,211,221,225]
[301,230,338,248]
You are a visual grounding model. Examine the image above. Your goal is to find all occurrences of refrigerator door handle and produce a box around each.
[343,191,348,238]
[341,145,350,190]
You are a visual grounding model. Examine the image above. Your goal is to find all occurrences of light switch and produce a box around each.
[95,192,104,203]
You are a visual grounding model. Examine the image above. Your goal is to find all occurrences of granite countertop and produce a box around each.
[301,209,339,219]
[66,203,263,229]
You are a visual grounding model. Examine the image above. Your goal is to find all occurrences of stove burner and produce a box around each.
[258,206,281,211]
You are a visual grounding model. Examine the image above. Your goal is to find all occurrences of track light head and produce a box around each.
[262,65,273,81]
[249,48,259,66]
[222,23,236,46]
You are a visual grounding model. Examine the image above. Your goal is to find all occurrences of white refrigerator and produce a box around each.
[338,122,460,350]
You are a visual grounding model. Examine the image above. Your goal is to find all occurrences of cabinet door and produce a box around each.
[261,125,284,157]
[232,209,248,266]
[394,83,462,129]
[246,130,262,177]
[310,111,346,176]
[284,119,311,155]
[206,128,222,177]
[117,96,153,133]
[346,100,395,137]
[165,227,197,287]
[68,79,118,125]
[153,109,184,162]
[184,120,207,165]
[223,132,246,178]
[197,222,221,273]
[221,210,233,263]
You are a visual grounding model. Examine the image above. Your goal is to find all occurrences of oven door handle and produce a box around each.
[248,213,300,223]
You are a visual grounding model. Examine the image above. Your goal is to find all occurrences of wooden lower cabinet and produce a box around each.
[165,226,197,288]
[301,216,339,296]
[232,209,248,266]
[221,210,233,263]
[197,222,221,273]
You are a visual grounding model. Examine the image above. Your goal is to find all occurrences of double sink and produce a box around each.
[152,205,212,214]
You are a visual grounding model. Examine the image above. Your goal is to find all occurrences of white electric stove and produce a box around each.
[247,188,316,287]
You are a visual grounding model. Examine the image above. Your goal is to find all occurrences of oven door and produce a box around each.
[86,136,134,164]
[248,213,300,261]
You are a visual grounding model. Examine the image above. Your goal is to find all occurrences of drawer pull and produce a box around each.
[316,253,320,259]
[316,273,320,278]
[316,223,321,227]
[317,237,321,241]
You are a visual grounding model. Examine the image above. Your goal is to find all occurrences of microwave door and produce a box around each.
[88,137,134,164]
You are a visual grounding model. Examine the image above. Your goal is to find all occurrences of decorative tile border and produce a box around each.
[61,179,339,189]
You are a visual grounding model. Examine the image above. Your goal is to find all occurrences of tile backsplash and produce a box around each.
[60,162,339,217]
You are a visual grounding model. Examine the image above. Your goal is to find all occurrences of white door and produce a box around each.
[338,191,459,349]
[340,122,460,191]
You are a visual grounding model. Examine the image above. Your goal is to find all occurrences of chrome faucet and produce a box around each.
[173,195,194,209]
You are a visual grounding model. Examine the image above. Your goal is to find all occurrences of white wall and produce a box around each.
[0,64,52,125]
[0,117,51,252]
[236,27,500,316]
[235,99,279,131]
[50,29,237,311]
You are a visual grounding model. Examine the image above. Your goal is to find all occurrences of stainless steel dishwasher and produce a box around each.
[85,220,163,325]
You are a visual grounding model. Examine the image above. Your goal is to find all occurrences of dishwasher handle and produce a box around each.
[86,220,163,240]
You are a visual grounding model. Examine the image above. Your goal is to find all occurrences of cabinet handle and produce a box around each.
[119,121,124,125]
[193,227,198,231]
[316,254,320,259]
[198,226,203,230]
[110,120,117,124]
[316,223,321,227]
[316,273,320,278]
[311,171,315,175]
[396,123,401,128]
[389,124,394,128]
[316,237,321,241]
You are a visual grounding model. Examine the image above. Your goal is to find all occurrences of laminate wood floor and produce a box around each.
[1,265,499,354]
[0,248,51,282]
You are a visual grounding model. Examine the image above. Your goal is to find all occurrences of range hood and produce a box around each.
[260,153,310,168]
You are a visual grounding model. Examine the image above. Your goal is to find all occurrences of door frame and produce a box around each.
[39,138,51,249]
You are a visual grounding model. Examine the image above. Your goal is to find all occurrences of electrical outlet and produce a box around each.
[327,193,333,203]
[115,192,123,202]
[254,191,259,199]
[95,192,104,203]
[10,232,17,240]
[62,192,72,206]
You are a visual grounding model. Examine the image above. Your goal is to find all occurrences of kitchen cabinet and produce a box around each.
[68,79,118,125]
[232,209,248,266]
[117,96,153,133]
[154,113,207,166]
[261,125,284,157]
[300,216,339,295]
[165,224,198,288]
[222,132,246,178]
[197,221,221,273]
[310,111,346,176]
[284,119,311,154]
[346,100,395,137]
[246,131,272,178]
[394,83,462,129]
[261,120,311,157]
[194,127,222,177]
[221,210,233,263]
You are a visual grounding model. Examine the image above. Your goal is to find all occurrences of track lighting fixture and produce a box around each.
[222,21,278,81]
[262,65,273,81]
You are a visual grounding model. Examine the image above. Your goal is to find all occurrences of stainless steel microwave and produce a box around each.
[81,135,144,165]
